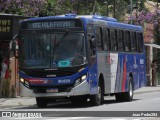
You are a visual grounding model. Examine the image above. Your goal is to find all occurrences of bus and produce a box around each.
[13,14,146,108]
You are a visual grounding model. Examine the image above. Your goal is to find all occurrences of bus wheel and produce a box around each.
[115,77,133,102]
[36,97,47,108]
[90,83,102,106]
[124,78,133,101]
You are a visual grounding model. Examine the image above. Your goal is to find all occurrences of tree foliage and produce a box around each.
[0,0,46,16]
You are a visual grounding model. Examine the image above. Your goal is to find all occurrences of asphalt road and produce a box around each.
[0,91,160,119]
[10,91,160,111]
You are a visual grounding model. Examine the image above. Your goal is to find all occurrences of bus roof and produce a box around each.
[106,21,142,31]
[23,14,142,31]
[26,14,117,22]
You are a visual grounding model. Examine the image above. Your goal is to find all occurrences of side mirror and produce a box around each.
[88,34,96,49]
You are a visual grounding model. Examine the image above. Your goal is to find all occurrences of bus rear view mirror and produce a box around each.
[88,34,96,49]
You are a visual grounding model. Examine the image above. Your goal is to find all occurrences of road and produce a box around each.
[2,91,159,111]
[0,91,160,119]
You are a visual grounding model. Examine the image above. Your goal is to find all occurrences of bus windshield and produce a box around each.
[19,32,87,68]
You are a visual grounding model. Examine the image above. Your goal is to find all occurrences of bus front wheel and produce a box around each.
[36,97,47,108]
[90,83,102,106]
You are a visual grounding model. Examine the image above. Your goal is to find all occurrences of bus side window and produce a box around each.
[131,32,137,52]
[96,27,103,51]
[137,32,143,53]
[104,28,110,51]
[118,30,124,52]
[103,28,107,50]
[115,30,118,51]
[124,31,131,52]
[110,29,117,51]
[87,24,95,56]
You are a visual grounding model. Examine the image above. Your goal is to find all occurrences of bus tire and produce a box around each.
[115,77,133,102]
[36,97,47,108]
[90,82,102,106]
[124,78,133,101]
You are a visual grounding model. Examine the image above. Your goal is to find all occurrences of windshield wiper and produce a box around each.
[52,30,70,62]
[55,29,70,48]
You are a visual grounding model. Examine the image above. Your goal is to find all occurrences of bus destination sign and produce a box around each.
[27,21,76,29]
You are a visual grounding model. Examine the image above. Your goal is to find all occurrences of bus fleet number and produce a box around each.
[58,79,70,84]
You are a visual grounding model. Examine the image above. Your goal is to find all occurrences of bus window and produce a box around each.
[110,29,118,51]
[118,30,124,52]
[137,32,143,53]
[124,31,131,52]
[96,27,103,51]
[131,32,137,52]
[103,28,107,50]
[104,28,110,51]
[87,24,95,56]
[115,30,118,51]
[87,24,94,34]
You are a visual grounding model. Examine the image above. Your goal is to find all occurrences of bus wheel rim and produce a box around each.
[129,82,133,97]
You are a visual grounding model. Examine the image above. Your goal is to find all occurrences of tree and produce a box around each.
[0,0,46,16]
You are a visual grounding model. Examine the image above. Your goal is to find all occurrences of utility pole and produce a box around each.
[113,0,116,18]
[92,0,97,15]
[104,1,108,16]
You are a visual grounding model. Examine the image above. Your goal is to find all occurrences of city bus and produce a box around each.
[13,14,146,108]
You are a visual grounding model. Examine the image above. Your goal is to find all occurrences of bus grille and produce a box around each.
[32,85,73,93]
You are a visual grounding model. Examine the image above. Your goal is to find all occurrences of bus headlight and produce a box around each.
[81,75,87,82]
[24,80,29,87]
[20,78,24,83]
[75,78,81,86]
[74,75,87,86]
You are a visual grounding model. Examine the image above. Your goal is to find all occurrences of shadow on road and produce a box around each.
[14,98,140,109]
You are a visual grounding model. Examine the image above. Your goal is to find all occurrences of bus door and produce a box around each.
[87,24,97,94]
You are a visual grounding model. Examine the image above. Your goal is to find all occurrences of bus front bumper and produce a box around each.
[20,80,90,97]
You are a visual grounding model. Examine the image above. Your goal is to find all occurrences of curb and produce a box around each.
[134,89,160,94]
[134,86,160,94]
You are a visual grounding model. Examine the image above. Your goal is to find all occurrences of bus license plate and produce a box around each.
[46,88,58,93]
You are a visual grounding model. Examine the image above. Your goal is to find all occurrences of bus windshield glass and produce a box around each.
[19,32,87,68]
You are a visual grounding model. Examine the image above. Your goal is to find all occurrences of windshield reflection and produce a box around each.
[19,32,87,68]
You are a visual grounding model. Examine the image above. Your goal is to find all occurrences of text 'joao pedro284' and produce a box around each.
[12,14,146,108]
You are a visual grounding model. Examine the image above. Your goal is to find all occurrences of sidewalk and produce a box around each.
[0,85,159,108]
[0,97,36,109]
[134,85,160,94]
